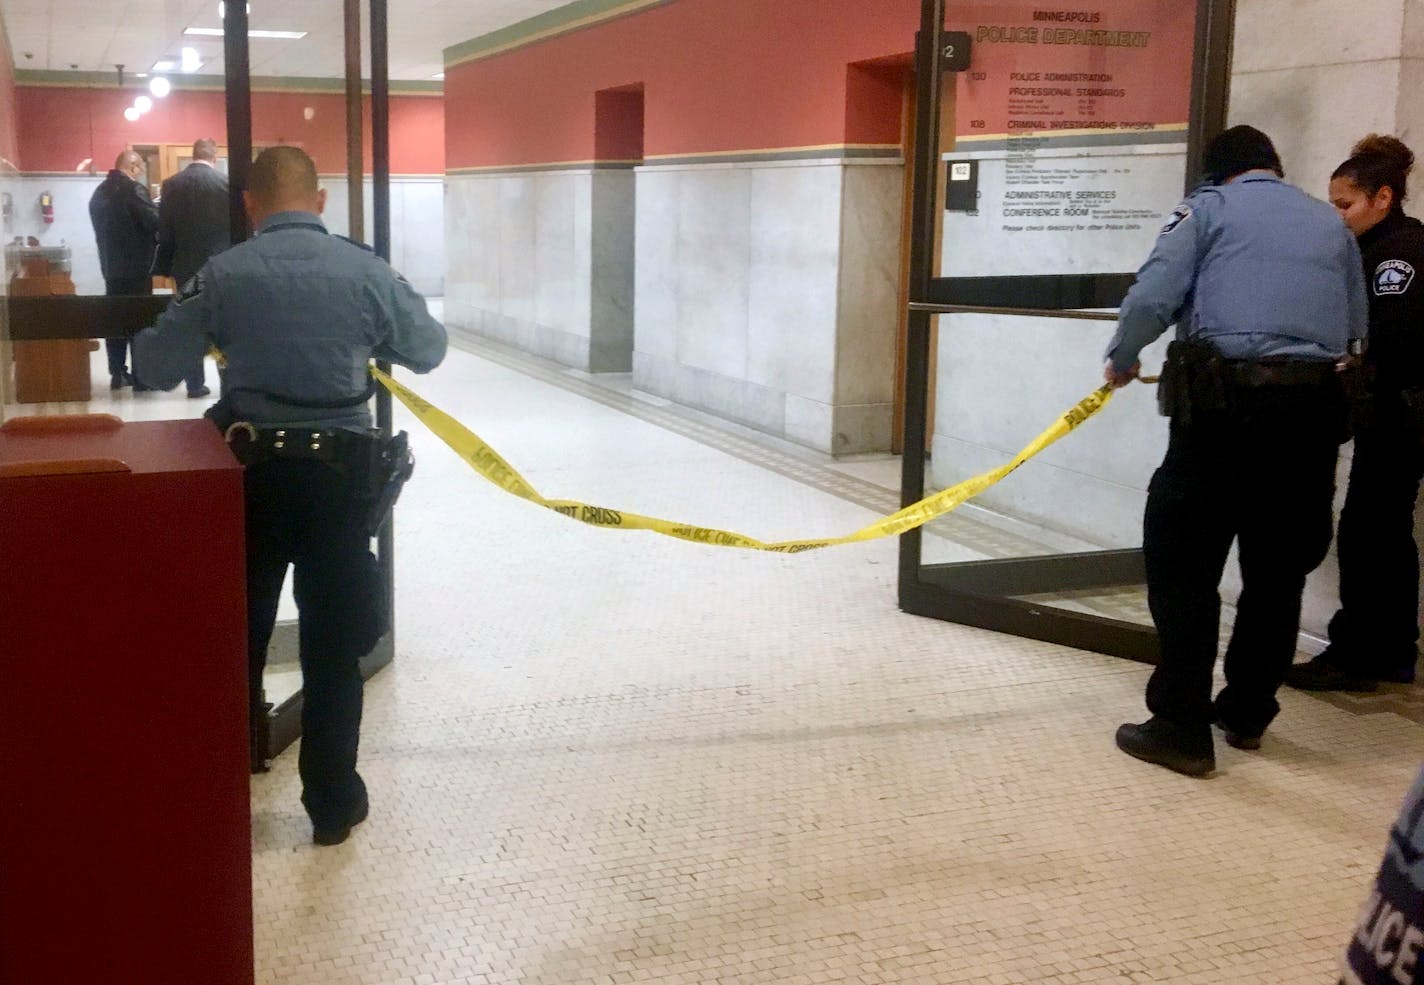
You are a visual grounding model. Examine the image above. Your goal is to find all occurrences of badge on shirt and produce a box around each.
[1160,204,1193,235]
[1375,259,1415,296]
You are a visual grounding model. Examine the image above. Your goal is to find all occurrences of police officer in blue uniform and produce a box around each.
[134,146,447,844]
[1103,126,1367,777]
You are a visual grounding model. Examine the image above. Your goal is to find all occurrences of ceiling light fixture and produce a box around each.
[184,27,308,39]
[149,76,172,98]
[123,106,140,122]
[152,59,177,72]
[134,95,153,114]
[431,72,445,80]
[217,1,251,15]
[180,47,202,73]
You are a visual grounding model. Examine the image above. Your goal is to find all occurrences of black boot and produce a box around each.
[1116,716,1215,776]
[1283,654,1379,693]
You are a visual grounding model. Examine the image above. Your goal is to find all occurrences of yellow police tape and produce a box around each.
[371,367,1114,554]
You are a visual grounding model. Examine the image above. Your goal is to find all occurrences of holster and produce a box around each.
[1157,338,1229,426]
[362,430,415,537]
[1338,358,1372,436]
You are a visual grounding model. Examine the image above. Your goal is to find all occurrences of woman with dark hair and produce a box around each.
[1288,135,1424,692]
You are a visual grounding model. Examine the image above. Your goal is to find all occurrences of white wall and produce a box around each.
[632,158,900,454]
[444,169,596,368]
[443,156,901,454]
[5,174,444,298]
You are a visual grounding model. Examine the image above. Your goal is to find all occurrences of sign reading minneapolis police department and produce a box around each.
[941,2,1197,277]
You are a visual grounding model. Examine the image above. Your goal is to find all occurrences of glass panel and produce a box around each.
[905,1,1206,648]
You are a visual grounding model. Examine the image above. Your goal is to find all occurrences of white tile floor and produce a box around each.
[10,324,1422,983]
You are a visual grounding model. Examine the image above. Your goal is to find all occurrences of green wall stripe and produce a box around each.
[444,0,676,68]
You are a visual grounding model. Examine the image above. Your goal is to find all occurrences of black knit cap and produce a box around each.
[1202,125,1283,184]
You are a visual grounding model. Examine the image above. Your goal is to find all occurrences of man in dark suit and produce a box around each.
[152,138,231,397]
[89,149,158,391]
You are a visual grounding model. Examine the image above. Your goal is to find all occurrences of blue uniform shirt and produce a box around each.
[1106,174,1367,372]
[134,210,448,429]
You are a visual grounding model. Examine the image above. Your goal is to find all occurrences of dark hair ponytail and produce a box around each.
[1332,134,1415,206]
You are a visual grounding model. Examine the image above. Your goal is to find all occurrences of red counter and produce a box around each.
[0,415,251,985]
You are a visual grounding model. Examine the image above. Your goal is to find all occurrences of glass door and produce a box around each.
[899,0,1234,661]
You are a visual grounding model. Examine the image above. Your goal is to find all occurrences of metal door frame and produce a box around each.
[897,0,1236,662]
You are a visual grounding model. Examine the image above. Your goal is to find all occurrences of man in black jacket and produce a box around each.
[89,149,158,391]
[152,138,230,398]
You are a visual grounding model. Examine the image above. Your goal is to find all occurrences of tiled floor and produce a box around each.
[12,327,1421,983]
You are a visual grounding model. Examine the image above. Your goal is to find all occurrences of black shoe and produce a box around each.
[313,801,369,847]
[1115,717,1215,777]
[110,371,132,390]
[1214,718,1262,751]
[187,385,211,398]
[1283,655,1379,693]
[132,381,155,393]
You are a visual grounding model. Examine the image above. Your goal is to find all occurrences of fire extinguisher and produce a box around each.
[39,191,54,224]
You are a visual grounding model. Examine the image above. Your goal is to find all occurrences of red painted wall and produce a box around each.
[0,34,18,169]
[16,86,444,175]
[445,0,919,169]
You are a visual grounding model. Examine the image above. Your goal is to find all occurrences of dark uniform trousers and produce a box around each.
[245,457,381,830]
[1144,380,1345,735]
[104,275,150,377]
[1329,402,1424,677]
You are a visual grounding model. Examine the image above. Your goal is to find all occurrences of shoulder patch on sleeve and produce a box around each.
[1160,204,1193,235]
[1375,259,1416,296]
[176,271,204,304]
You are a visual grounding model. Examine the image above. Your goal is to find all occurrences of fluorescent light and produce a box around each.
[152,60,177,72]
[218,2,251,15]
[184,27,308,39]
[181,47,202,73]
[150,76,172,97]
[431,72,445,80]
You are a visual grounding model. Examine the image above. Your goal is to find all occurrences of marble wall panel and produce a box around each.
[393,179,446,297]
[745,164,841,402]
[1234,0,1405,74]
[497,176,537,326]
[675,167,752,380]
[1231,61,1402,201]
[445,170,598,370]
[784,393,834,452]
[836,163,902,412]
[632,168,681,362]
[590,170,636,372]
[532,172,580,343]
[634,349,785,437]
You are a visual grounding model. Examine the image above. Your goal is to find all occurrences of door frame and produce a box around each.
[895,0,1236,662]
